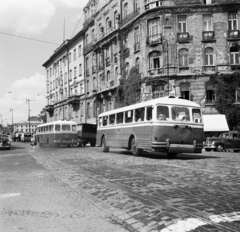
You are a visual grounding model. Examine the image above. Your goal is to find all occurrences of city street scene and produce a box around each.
[1,0,240,231]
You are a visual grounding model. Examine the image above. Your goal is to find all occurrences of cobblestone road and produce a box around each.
[1,142,240,232]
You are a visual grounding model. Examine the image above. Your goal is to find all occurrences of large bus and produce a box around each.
[97,96,204,158]
[35,120,78,147]
[77,123,97,147]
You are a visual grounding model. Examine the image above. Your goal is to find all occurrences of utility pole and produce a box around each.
[26,99,35,134]
[10,109,13,135]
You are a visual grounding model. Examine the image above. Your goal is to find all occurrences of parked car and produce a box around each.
[204,131,240,152]
[77,123,97,147]
[0,134,11,150]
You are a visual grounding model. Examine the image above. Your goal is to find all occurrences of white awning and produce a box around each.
[202,114,229,132]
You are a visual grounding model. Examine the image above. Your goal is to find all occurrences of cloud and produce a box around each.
[0,73,46,124]
[59,0,89,9]
[0,0,56,35]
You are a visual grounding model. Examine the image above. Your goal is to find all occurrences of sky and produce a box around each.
[0,0,90,126]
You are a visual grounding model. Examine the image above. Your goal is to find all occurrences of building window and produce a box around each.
[178,15,187,32]
[135,57,140,72]
[107,70,110,82]
[87,102,90,118]
[74,49,76,60]
[64,73,67,83]
[74,67,77,78]
[206,82,215,104]
[204,47,214,65]
[135,0,139,10]
[203,14,213,31]
[69,53,71,63]
[80,83,83,94]
[69,70,72,80]
[148,18,160,40]
[114,11,118,29]
[115,67,118,80]
[86,34,89,45]
[79,64,82,76]
[179,49,189,67]
[87,80,89,93]
[93,77,96,90]
[230,46,240,65]
[149,51,161,71]
[180,82,190,100]
[153,85,166,98]
[125,62,130,78]
[78,45,81,56]
[228,13,238,30]
[123,3,128,19]
[236,87,240,103]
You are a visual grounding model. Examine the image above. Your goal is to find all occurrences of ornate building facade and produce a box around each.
[43,0,240,123]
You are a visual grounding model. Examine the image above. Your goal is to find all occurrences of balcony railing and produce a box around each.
[45,104,54,113]
[67,95,80,105]
[202,66,216,73]
[147,34,162,46]
[227,30,240,40]
[202,31,215,42]
[134,42,140,52]
[177,32,190,43]
[122,9,140,27]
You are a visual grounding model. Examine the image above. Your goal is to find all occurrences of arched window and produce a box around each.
[115,67,118,80]
[90,3,94,17]
[92,29,95,41]
[114,11,118,29]
[230,45,240,65]
[124,3,128,19]
[180,82,190,100]
[135,0,139,11]
[204,47,214,65]
[125,62,129,78]
[179,49,188,67]
[85,34,89,45]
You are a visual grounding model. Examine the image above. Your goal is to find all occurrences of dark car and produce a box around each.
[204,131,240,152]
[77,123,97,147]
[0,134,11,150]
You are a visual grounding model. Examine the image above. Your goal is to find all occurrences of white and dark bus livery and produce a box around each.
[97,96,204,158]
[35,120,78,147]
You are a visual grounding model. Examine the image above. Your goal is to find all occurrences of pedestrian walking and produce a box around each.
[30,135,37,149]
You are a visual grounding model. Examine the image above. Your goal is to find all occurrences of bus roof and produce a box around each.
[36,120,77,128]
[99,96,201,117]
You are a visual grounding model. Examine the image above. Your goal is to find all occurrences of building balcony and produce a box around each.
[145,0,162,10]
[45,104,54,113]
[123,47,130,58]
[202,65,216,73]
[67,94,80,105]
[202,31,216,42]
[177,32,190,43]
[134,42,140,52]
[83,16,94,28]
[148,68,164,75]
[227,30,240,41]
[106,57,111,66]
[146,34,162,46]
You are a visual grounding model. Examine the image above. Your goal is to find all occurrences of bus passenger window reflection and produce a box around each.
[109,114,115,125]
[125,110,133,123]
[157,106,169,121]
[117,113,123,124]
[146,107,152,121]
[103,116,108,126]
[62,125,71,131]
[192,109,202,123]
[135,108,145,122]
[55,124,61,131]
[72,125,77,131]
[172,107,190,121]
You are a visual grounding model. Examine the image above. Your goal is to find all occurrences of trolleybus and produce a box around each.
[97,96,204,158]
[35,120,78,147]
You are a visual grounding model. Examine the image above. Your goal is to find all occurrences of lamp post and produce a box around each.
[162,38,169,96]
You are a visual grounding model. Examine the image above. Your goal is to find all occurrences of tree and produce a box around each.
[120,67,141,106]
[211,71,240,129]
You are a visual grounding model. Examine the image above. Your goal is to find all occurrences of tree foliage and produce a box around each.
[119,67,141,107]
[212,71,240,129]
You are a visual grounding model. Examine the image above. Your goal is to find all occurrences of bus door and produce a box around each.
[116,112,124,147]
[170,106,193,145]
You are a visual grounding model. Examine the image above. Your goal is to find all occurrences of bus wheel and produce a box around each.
[131,138,142,156]
[167,153,178,158]
[101,137,109,152]
[90,140,96,147]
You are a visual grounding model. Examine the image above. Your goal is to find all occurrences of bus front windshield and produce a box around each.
[172,107,190,121]
[62,125,71,131]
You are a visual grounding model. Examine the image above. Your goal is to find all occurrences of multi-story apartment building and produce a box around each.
[43,30,85,123]
[43,0,240,125]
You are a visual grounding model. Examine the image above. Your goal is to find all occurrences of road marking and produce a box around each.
[0,193,21,198]
[160,212,240,232]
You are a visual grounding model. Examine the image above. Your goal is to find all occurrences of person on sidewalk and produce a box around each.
[30,135,37,149]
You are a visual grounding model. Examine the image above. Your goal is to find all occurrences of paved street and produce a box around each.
[0,142,240,232]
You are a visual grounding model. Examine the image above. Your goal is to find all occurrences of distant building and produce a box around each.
[13,117,43,133]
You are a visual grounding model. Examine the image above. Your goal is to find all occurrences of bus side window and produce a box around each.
[72,125,77,131]
[146,107,152,121]
[125,110,133,123]
[109,114,115,125]
[99,117,102,127]
[192,109,202,123]
[103,116,108,126]
[135,108,145,122]
[117,112,123,124]
[55,124,61,131]
[157,106,169,121]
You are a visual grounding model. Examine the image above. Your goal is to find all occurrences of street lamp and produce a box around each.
[162,38,169,96]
